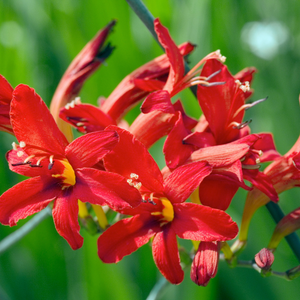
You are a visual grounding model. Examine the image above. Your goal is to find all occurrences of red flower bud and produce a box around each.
[255,248,274,270]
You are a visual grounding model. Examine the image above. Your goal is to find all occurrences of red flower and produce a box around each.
[97,127,238,284]
[0,85,141,249]
[50,21,116,139]
[0,74,14,134]
[59,37,195,134]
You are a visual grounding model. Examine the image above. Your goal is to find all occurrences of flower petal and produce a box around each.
[66,130,119,169]
[164,161,212,203]
[52,192,83,250]
[152,226,184,284]
[154,19,185,93]
[11,84,68,156]
[74,168,142,209]
[0,74,13,103]
[172,203,238,241]
[97,214,159,263]
[0,177,58,226]
[104,126,164,193]
[141,90,175,114]
[59,102,116,133]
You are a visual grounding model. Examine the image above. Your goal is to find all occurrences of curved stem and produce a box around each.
[0,207,52,255]
[266,202,300,263]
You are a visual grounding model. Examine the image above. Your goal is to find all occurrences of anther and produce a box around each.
[231,119,252,129]
[130,173,139,180]
[76,122,85,127]
[11,161,31,166]
[216,50,226,62]
[74,97,81,105]
[48,155,54,170]
[205,69,222,81]
[240,81,250,92]
[19,141,26,148]
[12,142,18,151]
[17,151,23,157]
[255,158,261,164]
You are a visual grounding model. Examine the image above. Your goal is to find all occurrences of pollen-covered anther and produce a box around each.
[74,97,81,105]
[127,173,142,190]
[12,142,18,151]
[19,141,26,148]
[216,49,226,62]
[17,151,23,157]
[240,81,250,92]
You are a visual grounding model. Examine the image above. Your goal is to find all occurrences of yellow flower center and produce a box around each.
[52,160,76,189]
[151,197,174,226]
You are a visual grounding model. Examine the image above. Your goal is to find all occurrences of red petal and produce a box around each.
[172,203,238,241]
[141,90,175,114]
[243,170,279,202]
[52,193,83,250]
[97,214,159,263]
[173,100,198,130]
[0,177,58,226]
[101,42,194,121]
[0,74,13,103]
[133,78,165,91]
[163,113,195,169]
[129,110,176,149]
[198,59,245,144]
[75,168,142,209]
[183,131,216,148]
[189,142,251,167]
[11,85,68,157]
[104,126,164,194]
[199,176,240,210]
[59,103,116,133]
[164,161,212,203]
[152,226,184,284]
[66,130,119,169]
[253,133,280,162]
[154,19,185,93]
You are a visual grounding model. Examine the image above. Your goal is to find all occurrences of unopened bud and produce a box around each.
[255,248,274,270]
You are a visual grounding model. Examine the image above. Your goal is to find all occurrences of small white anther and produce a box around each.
[12,142,18,151]
[74,97,81,105]
[69,100,75,108]
[240,81,250,92]
[17,151,23,157]
[235,79,242,86]
[134,182,142,189]
[49,155,54,164]
[130,173,139,180]
[127,179,134,186]
[255,158,261,164]
[19,141,26,148]
[76,122,85,127]
[65,103,70,110]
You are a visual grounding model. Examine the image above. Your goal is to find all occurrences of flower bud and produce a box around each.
[255,248,274,270]
[191,241,220,286]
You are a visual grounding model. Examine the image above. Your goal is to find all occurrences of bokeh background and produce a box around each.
[0,0,300,299]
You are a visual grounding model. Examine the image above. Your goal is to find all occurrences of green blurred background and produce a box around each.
[0,0,300,299]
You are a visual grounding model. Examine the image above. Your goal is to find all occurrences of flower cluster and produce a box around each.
[0,18,300,286]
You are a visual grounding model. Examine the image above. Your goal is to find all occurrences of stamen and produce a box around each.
[127,179,133,186]
[11,161,31,166]
[37,156,47,166]
[24,155,35,163]
[229,120,252,129]
[242,164,261,170]
[74,97,81,105]
[216,49,226,63]
[12,142,18,151]
[233,97,268,118]
[76,122,85,127]
[255,158,261,164]
[240,81,250,92]
[19,141,26,148]
[130,173,139,180]
[205,69,222,81]
[17,151,23,157]
[48,155,54,170]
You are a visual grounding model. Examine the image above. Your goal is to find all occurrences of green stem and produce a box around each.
[266,202,300,263]
[125,0,197,96]
[146,276,168,300]
[0,207,51,255]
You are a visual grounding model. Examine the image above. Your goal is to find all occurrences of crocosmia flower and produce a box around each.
[0,84,141,250]
[97,126,239,284]
[0,74,14,134]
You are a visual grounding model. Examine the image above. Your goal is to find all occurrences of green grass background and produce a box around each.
[0,0,300,299]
